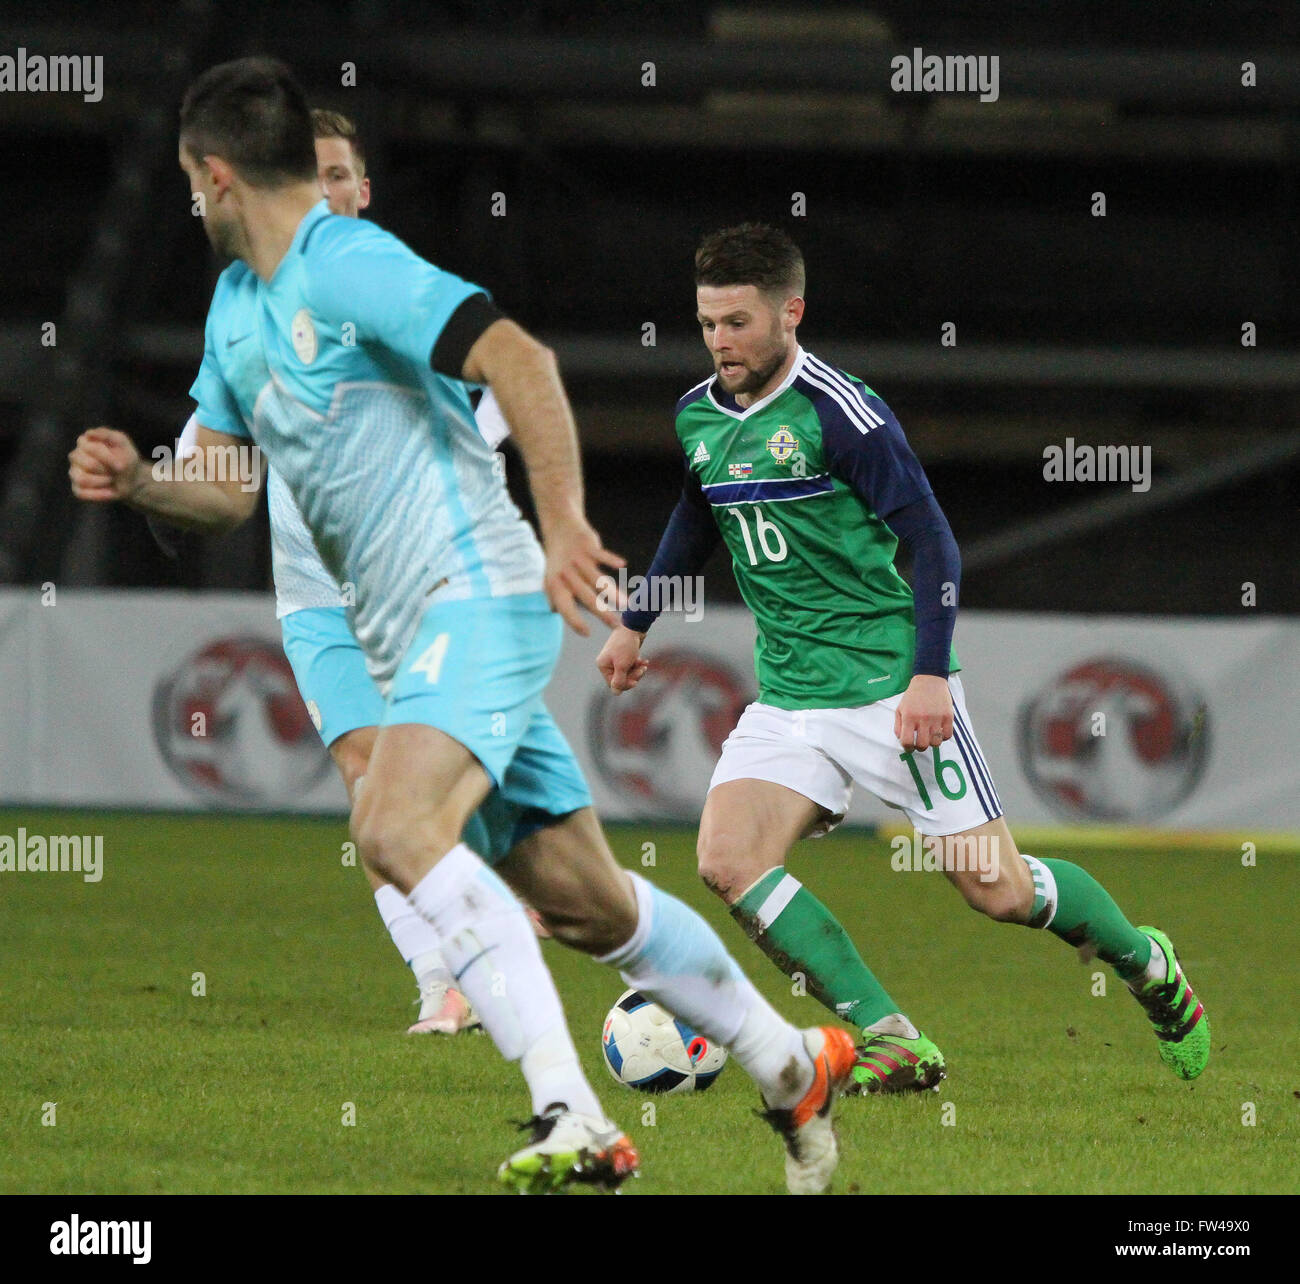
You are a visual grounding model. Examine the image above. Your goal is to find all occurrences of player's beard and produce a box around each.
[720,335,791,400]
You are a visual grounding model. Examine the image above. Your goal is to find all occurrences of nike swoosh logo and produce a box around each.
[225,333,252,349]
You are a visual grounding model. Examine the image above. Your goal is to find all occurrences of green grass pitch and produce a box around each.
[1,807,1295,1195]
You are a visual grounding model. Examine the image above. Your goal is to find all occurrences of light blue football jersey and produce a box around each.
[189,201,544,683]
[176,408,341,616]
[265,466,342,616]
[261,389,514,620]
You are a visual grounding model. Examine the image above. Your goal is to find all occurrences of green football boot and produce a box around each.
[1129,926,1210,1080]
[849,1028,946,1094]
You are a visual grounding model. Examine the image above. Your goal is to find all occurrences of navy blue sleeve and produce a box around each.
[622,466,720,633]
[882,495,961,678]
[819,392,958,678]
[818,392,933,520]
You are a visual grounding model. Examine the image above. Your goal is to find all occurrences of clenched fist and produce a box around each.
[68,428,144,503]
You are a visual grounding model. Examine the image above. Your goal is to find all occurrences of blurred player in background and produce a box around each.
[598,222,1210,1089]
[71,60,860,1194]
[311,109,369,217]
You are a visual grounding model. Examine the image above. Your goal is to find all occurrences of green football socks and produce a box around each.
[730,867,899,1028]
[1022,854,1152,981]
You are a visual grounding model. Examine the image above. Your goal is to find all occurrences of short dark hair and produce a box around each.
[311,108,366,176]
[180,57,316,187]
[694,223,805,299]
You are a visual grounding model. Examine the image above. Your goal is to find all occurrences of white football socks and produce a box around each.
[598,872,813,1110]
[407,843,603,1119]
[409,950,453,995]
[373,884,451,987]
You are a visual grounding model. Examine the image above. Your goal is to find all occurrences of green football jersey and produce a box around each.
[674,346,958,709]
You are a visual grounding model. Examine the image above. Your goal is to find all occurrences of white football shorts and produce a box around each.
[707,674,1003,836]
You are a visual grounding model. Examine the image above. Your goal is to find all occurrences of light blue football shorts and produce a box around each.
[281,598,591,863]
[281,606,386,748]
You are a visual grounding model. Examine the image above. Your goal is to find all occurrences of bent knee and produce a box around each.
[537,888,637,957]
[954,873,1033,924]
[351,797,454,890]
[974,888,1031,923]
[542,911,627,957]
[697,829,767,903]
[350,801,401,883]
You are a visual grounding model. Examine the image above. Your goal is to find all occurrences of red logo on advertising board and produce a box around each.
[152,636,330,805]
[1017,656,1208,822]
[588,648,752,818]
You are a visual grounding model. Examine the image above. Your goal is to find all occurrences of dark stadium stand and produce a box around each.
[1,0,1296,612]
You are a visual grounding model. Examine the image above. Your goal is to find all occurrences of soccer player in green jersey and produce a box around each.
[597,223,1210,1088]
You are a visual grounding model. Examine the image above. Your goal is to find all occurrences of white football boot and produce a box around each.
[758,1026,857,1194]
[406,981,482,1035]
[497,1106,639,1193]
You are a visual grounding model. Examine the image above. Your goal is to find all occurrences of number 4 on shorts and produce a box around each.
[411,632,451,684]
[899,745,968,810]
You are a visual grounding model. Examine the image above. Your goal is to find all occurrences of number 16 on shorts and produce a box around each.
[892,679,1003,830]
[899,745,967,811]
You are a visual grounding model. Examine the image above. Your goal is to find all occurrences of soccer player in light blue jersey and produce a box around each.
[180,108,500,1035]
[70,57,863,1193]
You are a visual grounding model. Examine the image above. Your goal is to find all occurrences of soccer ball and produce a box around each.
[600,989,728,1094]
